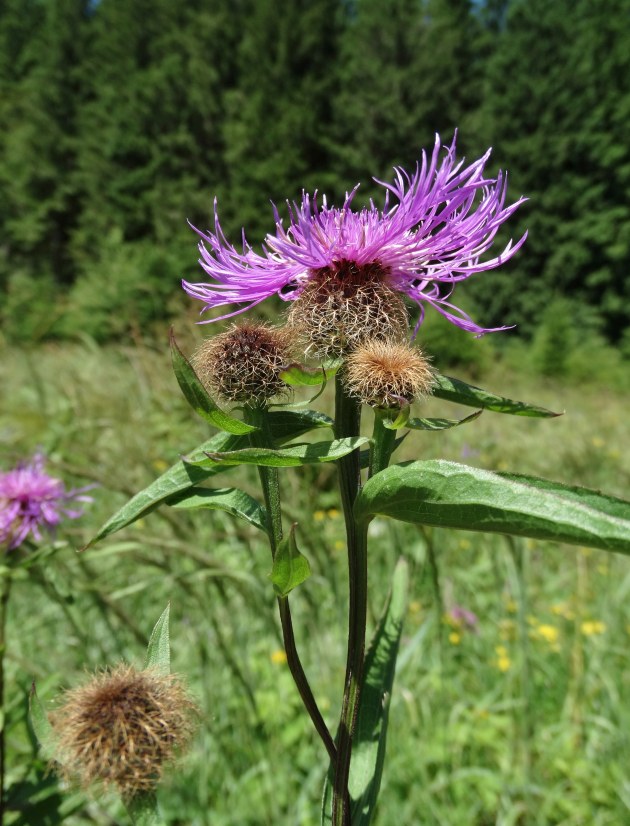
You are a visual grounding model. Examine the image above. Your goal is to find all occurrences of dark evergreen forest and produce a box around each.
[1,0,629,345]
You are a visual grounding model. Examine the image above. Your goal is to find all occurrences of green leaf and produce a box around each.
[350,558,409,824]
[169,487,268,533]
[379,405,410,430]
[85,411,335,551]
[126,792,160,826]
[432,374,561,417]
[269,523,311,596]
[402,409,482,431]
[83,431,244,550]
[144,604,170,675]
[28,682,53,759]
[279,363,338,386]
[354,460,630,553]
[267,409,334,439]
[321,560,409,826]
[186,437,368,469]
[170,328,256,435]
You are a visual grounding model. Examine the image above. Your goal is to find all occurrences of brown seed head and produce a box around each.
[193,322,293,404]
[287,260,409,360]
[344,339,435,408]
[51,665,197,800]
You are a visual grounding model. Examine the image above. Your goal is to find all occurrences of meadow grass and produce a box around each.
[1,333,630,825]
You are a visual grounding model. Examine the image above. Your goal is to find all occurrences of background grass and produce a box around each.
[1,326,630,825]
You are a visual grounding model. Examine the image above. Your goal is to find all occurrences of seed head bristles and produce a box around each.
[344,339,435,408]
[287,261,409,360]
[51,664,197,801]
[193,322,293,404]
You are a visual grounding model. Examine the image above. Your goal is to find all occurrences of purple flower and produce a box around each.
[449,605,479,632]
[0,454,92,551]
[183,134,527,335]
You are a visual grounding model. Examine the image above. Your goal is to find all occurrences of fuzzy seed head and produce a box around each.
[193,323,292,403]
[51,665,197,800]
[287,260,409,360]
[344,339,435,408]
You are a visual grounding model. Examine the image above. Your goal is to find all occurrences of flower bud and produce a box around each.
[51,664,197,800]
[193,322,293,404]
[287,260,409,360]
[343,339,435,408]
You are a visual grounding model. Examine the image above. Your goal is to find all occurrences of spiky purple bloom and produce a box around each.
[183,134,527,335]
[0,454,92,550]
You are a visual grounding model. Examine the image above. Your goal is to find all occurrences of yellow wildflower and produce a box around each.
[313,510,326,521]
[449,632,461,645]
[270,649,287,665]
[580,620,606,636]
[496,655,511,672]
[535,624,560,645]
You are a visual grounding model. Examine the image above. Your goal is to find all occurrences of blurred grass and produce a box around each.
[1,331,630,825]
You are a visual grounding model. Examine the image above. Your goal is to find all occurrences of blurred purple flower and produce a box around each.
[0,454,92,551]
[449,605,479,632]
[460,443,480,459]
[183,133,527,335]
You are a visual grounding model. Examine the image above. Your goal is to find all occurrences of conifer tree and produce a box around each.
[473,0,630,340]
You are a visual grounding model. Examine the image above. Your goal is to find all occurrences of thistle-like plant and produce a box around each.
[85,135,630,826]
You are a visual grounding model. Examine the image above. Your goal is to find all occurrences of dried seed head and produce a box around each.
[344,339,435,408]
[193,323,293,404]
[287,260,409,360]
[51,665,197,801]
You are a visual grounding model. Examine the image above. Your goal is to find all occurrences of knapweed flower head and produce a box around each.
[51,664,197,800]
[193,322,293,404]
[344,339,435,408]
[183,133,526,343]
[0,454,91,551]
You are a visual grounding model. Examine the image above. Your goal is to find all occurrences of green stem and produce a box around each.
[245,405,337,765]
[369,409,399,479]
[0,567,11,826]
[332,377,366,826]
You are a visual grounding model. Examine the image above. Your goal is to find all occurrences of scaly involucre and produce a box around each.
[0,454,91,551]
[51,665,197,800]
[344,340,435,408]
[183,133,527,335]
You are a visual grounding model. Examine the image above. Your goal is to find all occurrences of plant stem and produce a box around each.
[369,409,399,479]
[0,568,11,826]
[332,376,366,826]
[245,405,337,765]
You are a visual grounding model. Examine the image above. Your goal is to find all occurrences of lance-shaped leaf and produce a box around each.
[84,410,330,550]
[354,460,630,553]
[170,329,256,434]
[269,523,311,596]
[29,682,54,760]
[350,558,409,824]
[144,604,170,676]
[432,374,561,417]
[83,431,244,549]
[402,409,482,431]
[187,437,368,469]
[169,487,268,533]
[268,408,334,439]
[321,560,409,826]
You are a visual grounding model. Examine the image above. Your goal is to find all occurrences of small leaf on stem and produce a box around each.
[170,329,257,434]
[269,524,311,596]
[144,604,170,675]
